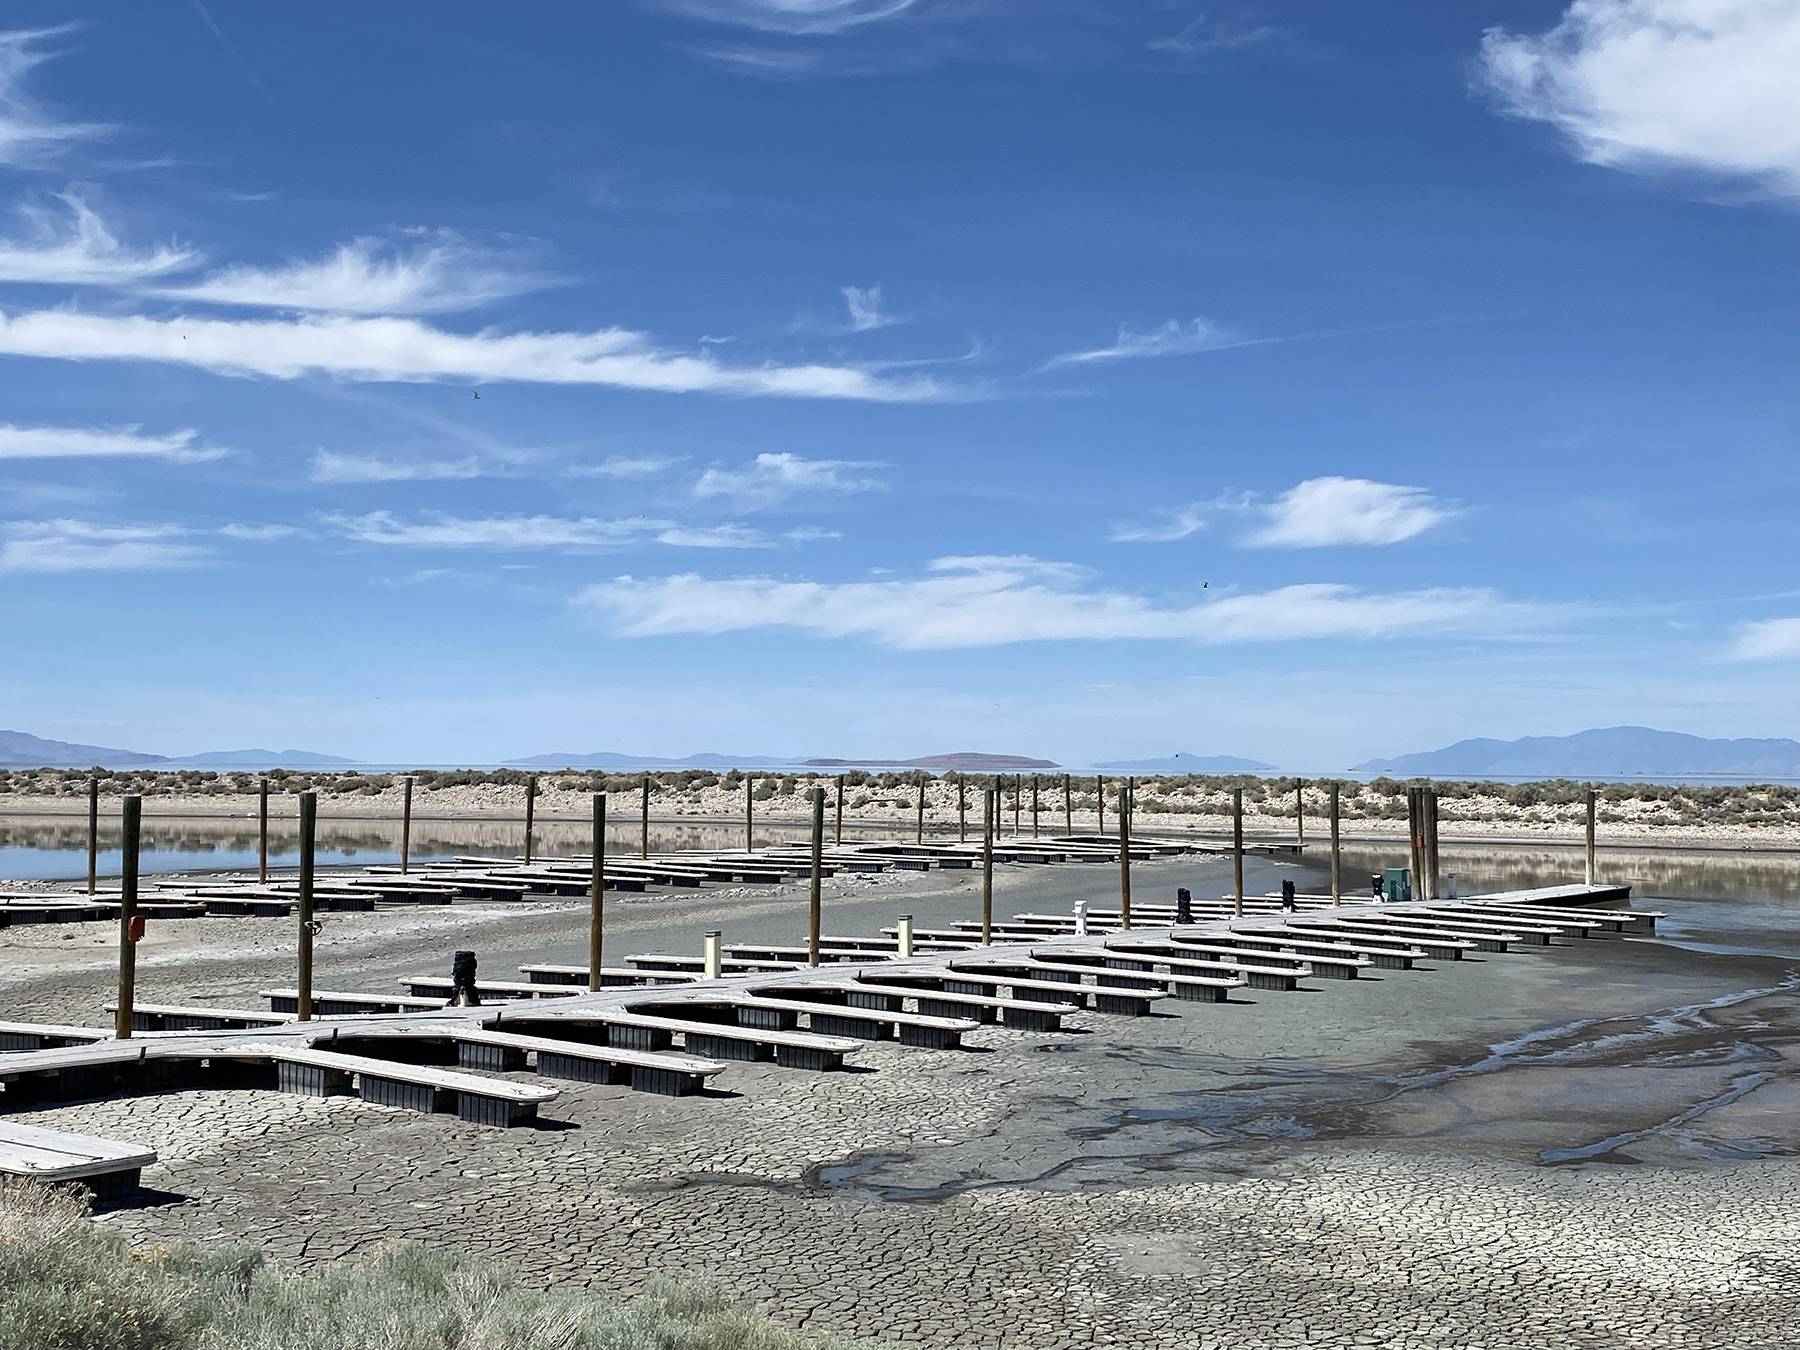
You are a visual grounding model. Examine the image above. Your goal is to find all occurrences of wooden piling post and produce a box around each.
[1425,789,1441,902]
[1585,788,1597,885]
[86,777,99,895]
[1329,782,1341,906]
[808,787,825,968]
[1097,776,1105,836]
[641,774,651,859]
[523,775,537,865]
[588,793,606,991]
[1407,787,1425,903]
[745,774,754,853]
[258,777,269,882]
[1012,776,1020,836]
[113,794,141,1040]
[835,775,844,844]
[958,774,967,843]
[1032,775,1040,838]
[915,772,925,844]
[400,776,413,874]
[1063,773,1072,836]
[1232,787,1244,917]
[1119,778,1133,929]
[296,791,316,1021]
[981,789,995,944]
[1295,780,1305,846]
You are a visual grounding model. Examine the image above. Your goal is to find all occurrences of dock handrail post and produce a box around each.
[915,772,925,844]
[1585,788,1597,885]
[588,793,606,991]
[957,774,966,843]
[1329,782,1341,906]
[745,774,754,853]
[114,794,141,1040]
[257,777,269,882]
[981,789,995,944]
[1097,776,1105,836]
[835,775,844,844]
[808,787,825,967]
[641,774,651,859]
[86,777,99,895]
[400,776,413,874]
[1232,787,1244,917]
[1119,777,1133,929]
[898,913,914,958]
[297,790,316,1021]
[1063,773,1072,836]
[523,775,536,865]
[1032,774,1040,837]
[1295,779,1305,846]
[704,930,723,980]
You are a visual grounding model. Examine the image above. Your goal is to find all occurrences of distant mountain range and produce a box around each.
[1091,752,1277,774]
[805,753,1059,771]
[1355,727,1800,778]
[505,751,798,768]
[0,731,352,769]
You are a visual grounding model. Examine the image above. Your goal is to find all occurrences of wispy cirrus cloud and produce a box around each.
[841,284,897,331]
[0,518,205,573]
[694,451,888,505]
[1113,478,1455,548]
[155,231,553,314]
[0,308,949,401]
[0,423,227,462]
[575,554,1539,650]
[1148,16,1281,58]
[653,0,922,35]
[0,27,106,168]
[569,455,681,480]
[323,510,768,550]
[1043,317,1240,370]
[310,451,483,483]
[1730,616,1800,660]
[1246,477,1456,547]
[0,192,196,284]
[1479,0,1800,193]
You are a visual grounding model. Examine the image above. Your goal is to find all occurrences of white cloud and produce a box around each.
[1246,477,1454,548]
[0,307,946,400]
[0,192,196,284]
[156,232,550,314]
[1148,17,1281,57]
[1043,317,1239,369]
[1479,0,1800,193]
[569,455,679,479]
[310,451,482,483]
[0,518,205,572]
[218,523,299,541]
[786,524,843,542]
[694,451,888,504]
[0,423,226,462]
[0,28,105,168]
[574,554,1532,650]
[1731,616,1800,659]
[655,1,920,35]
[323,510,768,551]
[842,284,896,331]
[1110,502,1217,543]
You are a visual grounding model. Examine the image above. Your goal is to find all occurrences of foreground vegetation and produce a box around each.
[0,1181,879,1350]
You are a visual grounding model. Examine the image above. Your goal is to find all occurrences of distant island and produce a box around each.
[804,753,1059,771]
[1355,726,1800,778]
[1091,752,1277,774]
[0,730,352,770]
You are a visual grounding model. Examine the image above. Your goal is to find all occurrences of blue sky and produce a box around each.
[0,0,1794,769]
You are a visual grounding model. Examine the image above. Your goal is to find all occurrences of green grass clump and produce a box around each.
[1,1182,882,1350]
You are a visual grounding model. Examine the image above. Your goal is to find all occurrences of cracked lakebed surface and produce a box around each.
[5,850,1800,1348]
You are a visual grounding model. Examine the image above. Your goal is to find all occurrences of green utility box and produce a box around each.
[1382,867,1412,904]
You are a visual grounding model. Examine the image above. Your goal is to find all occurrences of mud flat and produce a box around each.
[4,850,1799,1348]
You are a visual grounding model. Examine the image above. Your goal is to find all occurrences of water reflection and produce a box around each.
[1330,843,1800,906]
